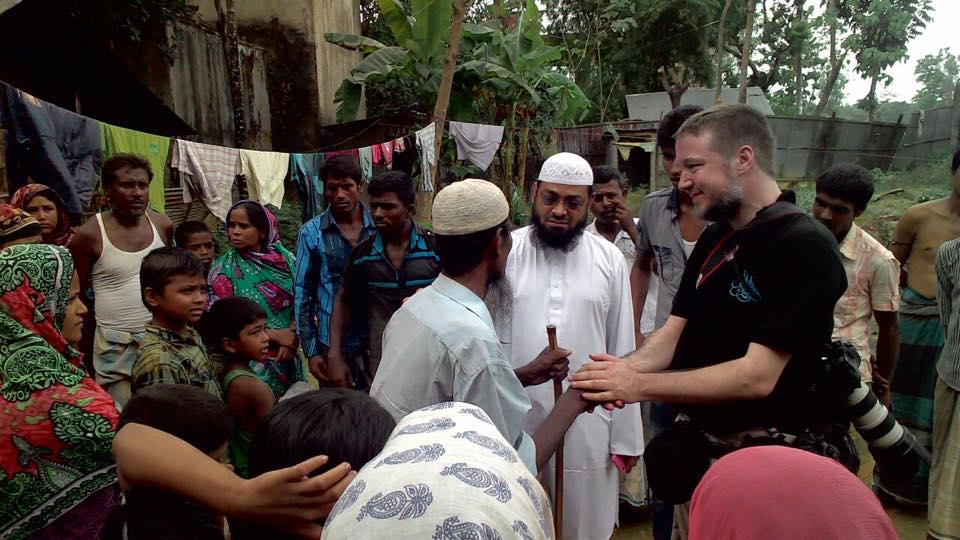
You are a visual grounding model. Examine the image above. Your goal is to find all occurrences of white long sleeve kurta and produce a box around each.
[496,226,644,540]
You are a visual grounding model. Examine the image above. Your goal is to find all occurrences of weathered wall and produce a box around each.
[315,0,363,123]
[168,23,272,148]
[192,0,362,127]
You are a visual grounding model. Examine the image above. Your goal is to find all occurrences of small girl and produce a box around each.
[208,297,276,478]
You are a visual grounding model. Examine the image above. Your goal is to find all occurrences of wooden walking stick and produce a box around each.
[546,324,564,538]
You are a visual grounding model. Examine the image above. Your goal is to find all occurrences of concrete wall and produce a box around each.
[895,106,955,169]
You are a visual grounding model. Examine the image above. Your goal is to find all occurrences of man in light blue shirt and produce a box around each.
[371,179,590,473]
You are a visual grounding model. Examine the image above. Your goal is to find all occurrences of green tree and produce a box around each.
[913,48,959,110]
[848,0,932,121]
[545,0,718,121]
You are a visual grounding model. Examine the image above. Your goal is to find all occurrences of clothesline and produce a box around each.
[0,80,513,223]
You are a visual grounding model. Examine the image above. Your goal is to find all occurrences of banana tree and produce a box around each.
[326,0,589,199]
[454,0,590,196]
[326,0,455,122]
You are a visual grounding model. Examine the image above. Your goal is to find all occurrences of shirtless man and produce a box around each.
[70,154,172,405]
[878,148,960,505]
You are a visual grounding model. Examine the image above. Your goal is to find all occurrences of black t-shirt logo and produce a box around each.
[729,270,761,303]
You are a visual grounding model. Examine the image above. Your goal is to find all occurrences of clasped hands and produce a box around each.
[569,353,646,411]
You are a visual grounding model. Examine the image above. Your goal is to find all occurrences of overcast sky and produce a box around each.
[843,0,959,104]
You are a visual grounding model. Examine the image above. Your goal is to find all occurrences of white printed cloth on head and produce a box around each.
[172,140,240,222]
[449,121,505,171]
[322,402,554,540]
[415,123,437,193]
[239,149,289,208]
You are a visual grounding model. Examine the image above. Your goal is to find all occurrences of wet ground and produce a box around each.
[611,434,928,539]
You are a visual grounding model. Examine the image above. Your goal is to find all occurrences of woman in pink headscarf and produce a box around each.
[689,446,897,540]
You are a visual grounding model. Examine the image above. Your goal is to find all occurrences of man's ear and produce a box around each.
[736,145,756,175]
[143,286,161,308]
[222,337,238,355]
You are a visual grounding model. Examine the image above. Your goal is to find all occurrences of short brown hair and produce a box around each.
[102,153,153,189]
[676,104,776,176]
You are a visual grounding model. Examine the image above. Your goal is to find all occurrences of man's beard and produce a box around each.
[530,211,588,253]
[696,179,744,223]
[484,274,514,325]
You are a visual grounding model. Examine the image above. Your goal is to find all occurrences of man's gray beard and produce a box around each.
[530,212,588,253]
[484,275,514,325]
[697,183,744,223]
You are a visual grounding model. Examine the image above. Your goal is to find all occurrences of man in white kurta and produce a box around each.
[496,153,644,540]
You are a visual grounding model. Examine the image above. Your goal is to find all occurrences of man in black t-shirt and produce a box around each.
[571,105,847,513]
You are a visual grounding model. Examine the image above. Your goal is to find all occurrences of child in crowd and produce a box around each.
[208,296,276,478]
[239,388,396,539]
[111,384,234,540]
[131,247,221,399]
[175,219,216,274]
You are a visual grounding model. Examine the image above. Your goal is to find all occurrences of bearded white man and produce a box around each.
[370,178,593,474]
[493,153,644,539]
[570,104,849,539]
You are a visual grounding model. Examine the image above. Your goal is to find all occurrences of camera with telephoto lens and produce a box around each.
[817,341,932,482]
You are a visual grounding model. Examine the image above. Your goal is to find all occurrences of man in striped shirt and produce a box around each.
[930,234,960,539]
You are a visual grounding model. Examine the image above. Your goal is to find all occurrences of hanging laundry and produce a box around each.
[0,83,101,223]
[448,121,504,171]
[324,148,360,162]
[415,123,437,192]
[371,143,382,165]
[171,140,240,222]
[289,152,325,222]
[379,140,394,167]
[239,149,289,208]
[358,146,374,181]
[394,137,406,152]
[100,122,171,213]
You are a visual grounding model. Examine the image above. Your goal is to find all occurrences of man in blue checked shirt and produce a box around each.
[295,155,377,390]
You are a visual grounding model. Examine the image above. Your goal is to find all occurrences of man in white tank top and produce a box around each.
[70,154,172,405]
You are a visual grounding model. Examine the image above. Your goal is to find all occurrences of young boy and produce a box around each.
[208,297,276,478]
[113,384,233,540]
[132,247,221,399]
[175,220,216,274]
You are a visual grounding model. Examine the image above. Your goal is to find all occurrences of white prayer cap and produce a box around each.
[432,178,509,235]
[537,152,593,186]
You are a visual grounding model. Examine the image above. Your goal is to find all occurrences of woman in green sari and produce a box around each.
[208,200,305,397]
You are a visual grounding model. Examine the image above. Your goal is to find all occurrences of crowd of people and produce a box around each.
[1,103,959,540]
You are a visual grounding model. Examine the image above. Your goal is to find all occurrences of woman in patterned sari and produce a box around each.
[208,200,305,397]
[0,244,119,540]
[9,184,77,247]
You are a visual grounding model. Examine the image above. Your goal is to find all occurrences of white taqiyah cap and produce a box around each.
[537,152,593,186]
[432,178,510,235]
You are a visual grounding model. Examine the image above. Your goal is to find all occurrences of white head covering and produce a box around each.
[322,402,554,540]
[432,178,509,235]
[537,152,593,186]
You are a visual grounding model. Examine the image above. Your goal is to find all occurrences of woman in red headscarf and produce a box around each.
[688,446,898,540]
[10,184,77,246]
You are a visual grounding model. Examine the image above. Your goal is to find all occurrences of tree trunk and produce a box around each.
[793,0,804,113]
[215,0,246,147]
[950,78,960,150]
[517,118,531,201]
[738,0,756,104]
[424,0,469,211]
[867,74,879,122]
[715,0,735,104]
[814,0,841,116]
